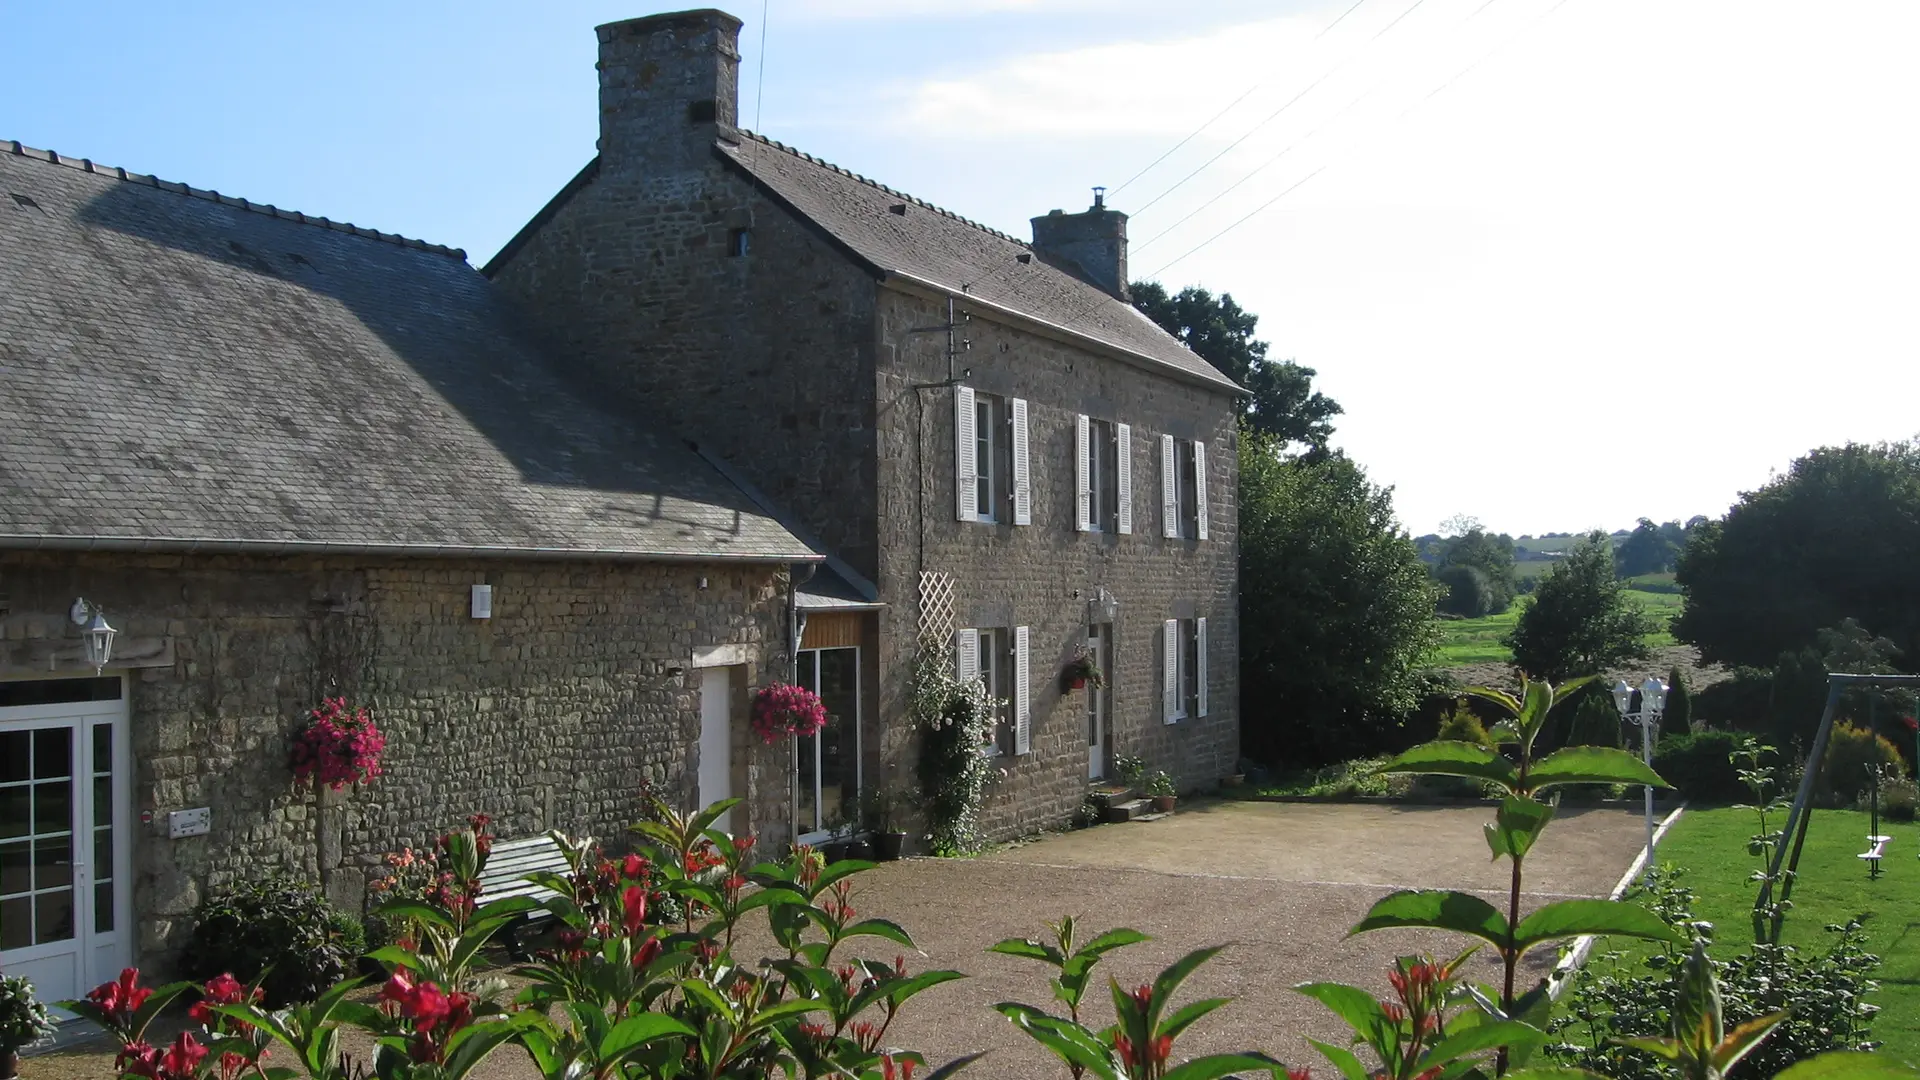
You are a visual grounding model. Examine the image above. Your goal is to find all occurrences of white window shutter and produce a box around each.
[1010,398,1031,526]
[1193,440,1209,541]
[1162,618,1180,723]
[1013,625,1032,754]
[955,627,979,684]
[1195,617,1209,717]
[1160,434,1179,538]
[1115,423,1133,534]
[1075,414,1093,532]
[955,386,976,521]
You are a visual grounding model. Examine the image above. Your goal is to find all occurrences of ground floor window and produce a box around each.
[795,647,859,838]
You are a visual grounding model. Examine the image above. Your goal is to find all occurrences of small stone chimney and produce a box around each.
[596,9,742,175]
[1030,188,1130,301]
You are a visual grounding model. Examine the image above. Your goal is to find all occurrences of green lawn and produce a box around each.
[1434,586,1680,668]
[1640,807,1920,1063]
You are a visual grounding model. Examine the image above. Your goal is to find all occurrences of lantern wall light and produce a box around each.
[69,597,118,675]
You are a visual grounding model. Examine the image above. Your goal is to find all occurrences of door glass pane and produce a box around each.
[1,731,26,782]
[35,836,72,890]
[0,840,26,893]
[94,777,113,826]
[818,650,858,829]
[35,888,75,943]
[796,732,820,833]
[34,780,70,840]
[0,896,28,949]
[95,882,114,933]
[94,827,112,878]
[0,787,25,839]
[33,728,71,779]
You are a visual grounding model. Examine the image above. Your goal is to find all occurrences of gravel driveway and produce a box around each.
[22,799,1650,1080]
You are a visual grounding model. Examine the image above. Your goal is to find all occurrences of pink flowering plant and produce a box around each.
[289,697,385,790]
[751,681,829,743]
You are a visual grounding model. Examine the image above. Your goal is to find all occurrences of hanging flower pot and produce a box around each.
[290,698,385,790]
[1060,648,1105,694]
[751,682,828,744]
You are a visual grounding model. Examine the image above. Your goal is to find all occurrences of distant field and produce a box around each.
[1434,582,1680,668]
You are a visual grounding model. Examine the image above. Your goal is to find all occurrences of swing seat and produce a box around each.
[1858,836,1891,864]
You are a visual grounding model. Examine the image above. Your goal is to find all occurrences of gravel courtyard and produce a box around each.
[22,799,1652,1080]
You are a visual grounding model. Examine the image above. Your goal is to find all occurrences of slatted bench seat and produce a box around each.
[477,833,570,957]
[1858,834,1892,878]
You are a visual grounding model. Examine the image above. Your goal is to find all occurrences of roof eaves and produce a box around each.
[0,533,823,564]
[878,270,1245,395]
[7,141,469,261]
[481,156,603,278]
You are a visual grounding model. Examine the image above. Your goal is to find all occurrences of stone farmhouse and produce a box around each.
[486,9,1243,842]
[0,6,1241,990]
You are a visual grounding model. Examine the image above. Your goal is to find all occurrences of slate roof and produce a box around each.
[716,133,1239,393]
[0,143,819,563]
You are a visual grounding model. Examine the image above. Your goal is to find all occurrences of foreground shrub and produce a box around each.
[1859,771,1918,823]
[1653,730,1748,803]
[1550,869,1881,1080]
[183,875,360,1006]
[1819,721,1904,807]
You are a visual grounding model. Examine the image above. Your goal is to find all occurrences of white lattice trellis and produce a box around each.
[917,571,955,651]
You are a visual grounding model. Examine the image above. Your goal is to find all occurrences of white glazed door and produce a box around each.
[1,697,131,1004]
[1086,626,1111,780]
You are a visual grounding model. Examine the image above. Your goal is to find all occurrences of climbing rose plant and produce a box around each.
[289,697,385,790]
[751,681,829,743]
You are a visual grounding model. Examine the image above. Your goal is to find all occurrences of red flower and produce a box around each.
[1288,1070,1314,1080]
[1380,1000,1406,1025]
[881,1055,917,1080]
[622,884,648,934]
[622,854,647,880]
[633,936,663,969]
[189,972,259,1027]
[291,698,384,790]
[750,683,829,743]
[1902,715,1918,733]
[161,1033,208,1080]
[88,968,153,1026]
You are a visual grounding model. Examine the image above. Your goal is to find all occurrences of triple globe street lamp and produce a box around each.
[1612,676,1668,867]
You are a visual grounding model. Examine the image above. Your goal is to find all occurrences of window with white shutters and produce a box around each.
[1116,423,1133,534]
[1193,440,1209,541]
[1162,618,1180,723]
[954,627,979,685]
[1010,398,1031,526]
[1195,616,1209,717]
[954,387,976,522]
[1160,434,1179,538]
[1075,414,1092,532]
[1013,625,1031,754]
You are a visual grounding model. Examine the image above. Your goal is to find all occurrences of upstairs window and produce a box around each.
[1076,416,1132,534]
[955,388,1030,525]
[1160,434,1210,540]
[1161,616,1209,723]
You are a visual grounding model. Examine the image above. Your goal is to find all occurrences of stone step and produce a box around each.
[1101,798,1151,824]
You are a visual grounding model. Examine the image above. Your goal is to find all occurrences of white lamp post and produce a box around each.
[1613,676,1668,865]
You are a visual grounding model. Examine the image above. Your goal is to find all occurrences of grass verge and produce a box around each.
[1434,586,1680,668]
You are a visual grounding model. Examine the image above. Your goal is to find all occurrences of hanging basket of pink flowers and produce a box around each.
[750,682,828,744]
[289,697,386,790]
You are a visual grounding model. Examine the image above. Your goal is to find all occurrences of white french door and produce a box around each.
[794,648,860,841]
[0,680,133,1004]
[1086,625,1112,780]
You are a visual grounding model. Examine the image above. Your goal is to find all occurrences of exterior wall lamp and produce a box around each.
[70,597,118,674]
[1088,586,1119,624]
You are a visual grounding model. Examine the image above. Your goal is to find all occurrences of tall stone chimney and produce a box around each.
[596,9,742,175]
[1030,188,1130,301]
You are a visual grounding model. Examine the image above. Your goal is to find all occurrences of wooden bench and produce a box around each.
[1858,834,1892,878]
[476,833,570,957]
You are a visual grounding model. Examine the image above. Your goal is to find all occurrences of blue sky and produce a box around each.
[10,1,1919,536]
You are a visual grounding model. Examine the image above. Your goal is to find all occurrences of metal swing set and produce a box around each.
[1751,672,1916,944]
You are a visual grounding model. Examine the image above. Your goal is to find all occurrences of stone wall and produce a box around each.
[873,288,1242,841]
[0,550,791,973]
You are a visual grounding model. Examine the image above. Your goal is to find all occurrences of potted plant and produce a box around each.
[750,683,828,743]
[819,811,853,863]
[1147,770,1178,813]
[862,786,909,861]
[1,973,58,1079]
[1059,647,1106,693]
[1115,754,1148,794]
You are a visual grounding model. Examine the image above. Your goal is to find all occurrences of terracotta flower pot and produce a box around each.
[1069,677,1087,690]
[1151,795,1176,813]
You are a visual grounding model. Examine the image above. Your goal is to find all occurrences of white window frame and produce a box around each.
[1160,434,1179,539]
[793,647,862,843]
[1010,398,1031,526]
[1075,414,1093,532]
[974,395,998,523]
[1163,617,1208,722]
[1116,423,1133,535]
[1162,618,1182,723]
[955,386,976,522]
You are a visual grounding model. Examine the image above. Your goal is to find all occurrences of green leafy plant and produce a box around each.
[1729,738,1792,940]
[1,973,58,1056]
[991,919,1282,1080]
[1144,771,1176,799]
[1365,676,1683,1069]
[184,874,364,1006]
[1300,950,1548,1080]
[1818,723,1903,808]
[1114,755,1148,789]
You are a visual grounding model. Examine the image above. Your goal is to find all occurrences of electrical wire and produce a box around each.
[754,0,770,131]
[1109,0,1374,199]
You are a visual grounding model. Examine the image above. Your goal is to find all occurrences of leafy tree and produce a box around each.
[1435,563,1497,617]
[1665,665,1693,733]
[1675,440,1920,669]
[1434,527,1519,614]
[1238,429,1439,766]
[1506,532,1655,681]
[1132,282,1342,451]
[1615,517,1683,577]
